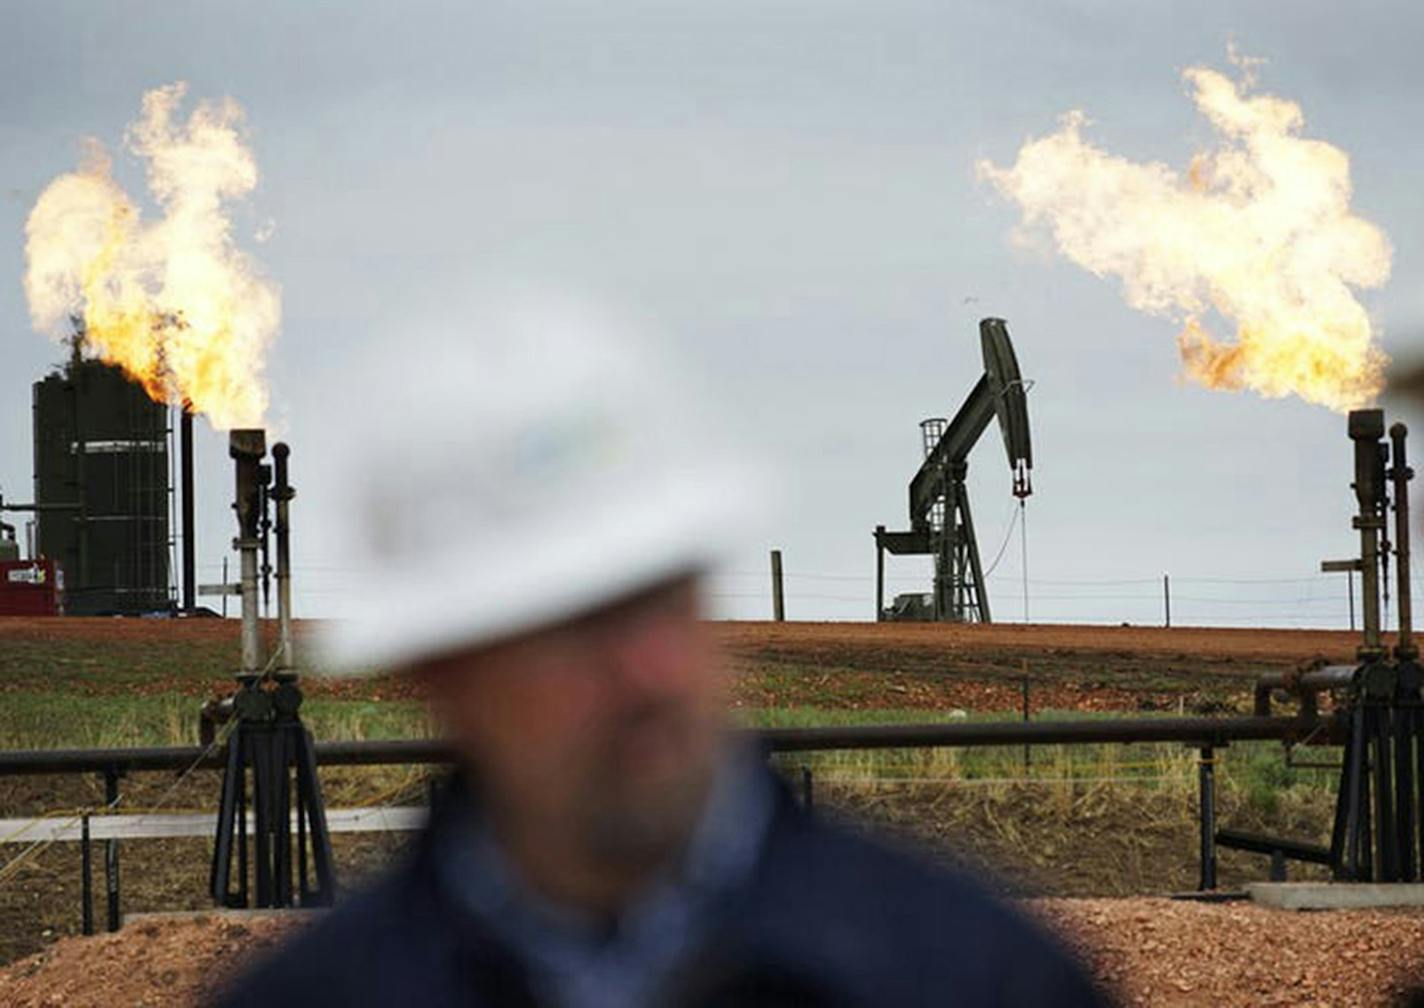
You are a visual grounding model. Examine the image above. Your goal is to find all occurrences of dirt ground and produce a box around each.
[0,616,1367,658]
[0,615,1366,709]
[719,620,1365,712]
[3,897,1423,1007]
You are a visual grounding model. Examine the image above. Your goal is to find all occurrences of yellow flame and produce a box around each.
[977,59,1391,412]
[23,83,278,429]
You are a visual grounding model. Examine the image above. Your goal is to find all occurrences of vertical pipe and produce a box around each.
[239,542,259,675]
[272,444,294,672]
[180,408,195,612]
[1349,570,1356,632]
[1350,410,1387,659]
[770,549,785,623]
[1198,746,1216,891]
[1164,574,1171,629]
[875,527,885,622]
[80,813,93,936]
[230,431,265,679]
[104,768,120,932]
[1391,423,1415,659]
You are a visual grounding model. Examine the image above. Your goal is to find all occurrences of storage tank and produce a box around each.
[32,356,171,615]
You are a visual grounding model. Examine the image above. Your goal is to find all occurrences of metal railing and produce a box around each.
[0,711,1335,936]
[0,714,1328,777]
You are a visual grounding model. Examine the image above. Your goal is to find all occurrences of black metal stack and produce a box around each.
[30,352,170,615]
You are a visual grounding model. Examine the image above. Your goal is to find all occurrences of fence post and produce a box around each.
[771,549,785,622]
[80,813,93,936]
[1197,746,1216,891]
[104,767,121,932]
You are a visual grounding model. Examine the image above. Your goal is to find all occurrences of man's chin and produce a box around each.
[582,767,713,868]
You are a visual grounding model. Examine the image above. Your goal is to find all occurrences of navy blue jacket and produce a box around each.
[218,778,1106,1007]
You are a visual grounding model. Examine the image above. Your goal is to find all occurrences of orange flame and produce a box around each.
[23,83,278,429]
[977,57,1391,412]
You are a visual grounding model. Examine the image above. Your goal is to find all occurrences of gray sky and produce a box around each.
[4,0,1423,627]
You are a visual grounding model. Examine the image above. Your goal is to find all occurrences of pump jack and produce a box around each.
[874,318,1033,623]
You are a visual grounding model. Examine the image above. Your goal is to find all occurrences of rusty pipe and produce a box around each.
[230,430,266,680]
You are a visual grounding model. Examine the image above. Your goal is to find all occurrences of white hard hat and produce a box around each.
[313,298,761,674]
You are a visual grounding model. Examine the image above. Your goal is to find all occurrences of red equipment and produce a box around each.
[0,558,62,616]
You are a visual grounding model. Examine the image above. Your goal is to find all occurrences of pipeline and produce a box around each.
[0,713,1331,778]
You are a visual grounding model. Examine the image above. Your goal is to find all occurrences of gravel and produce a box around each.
[5,898,1424,1006]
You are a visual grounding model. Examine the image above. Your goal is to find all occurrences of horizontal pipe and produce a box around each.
[0,715,1331,777]
[753,715,1324,752]
[1254,665,1356,716]
[1256,665,1358,693]
[1214,827,1333,865]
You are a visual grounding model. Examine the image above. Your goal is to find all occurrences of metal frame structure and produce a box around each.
[1244,411,1424,883]
[208,432,334,909]
[0,710,1332,932]
[875,318,1033,623]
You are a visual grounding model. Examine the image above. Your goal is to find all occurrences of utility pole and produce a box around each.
[1163,573,1171,628]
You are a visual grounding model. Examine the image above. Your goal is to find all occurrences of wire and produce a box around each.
[981,504,1021,578]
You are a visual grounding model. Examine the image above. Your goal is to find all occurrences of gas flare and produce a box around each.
[23,83,278,429]
[978,57,1391,412]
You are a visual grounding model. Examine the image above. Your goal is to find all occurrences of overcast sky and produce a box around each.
[4,1,1424,628]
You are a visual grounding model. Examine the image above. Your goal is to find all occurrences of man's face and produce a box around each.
[417,576,726,869]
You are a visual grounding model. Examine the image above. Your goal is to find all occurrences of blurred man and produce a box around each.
[219,306,1104,1007]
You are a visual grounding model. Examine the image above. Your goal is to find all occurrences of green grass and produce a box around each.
[0,690,429,749]
[0,689,1339,822]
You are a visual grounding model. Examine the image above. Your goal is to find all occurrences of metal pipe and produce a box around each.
[272,444,294,672]
[0,714,1333,776]
[874,527,885,621]
[1254,664,1354,716]
[1350,410,1388,659]
[229,431,266,680]
[755,714,1323,752]
[1392,423,1416,659]
[104,769,120,932]
[1198,746,1216,890]
[80,814,93,935]
[238,543,259,675]
[180,408,195,612]
[1256,665,1358,693]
